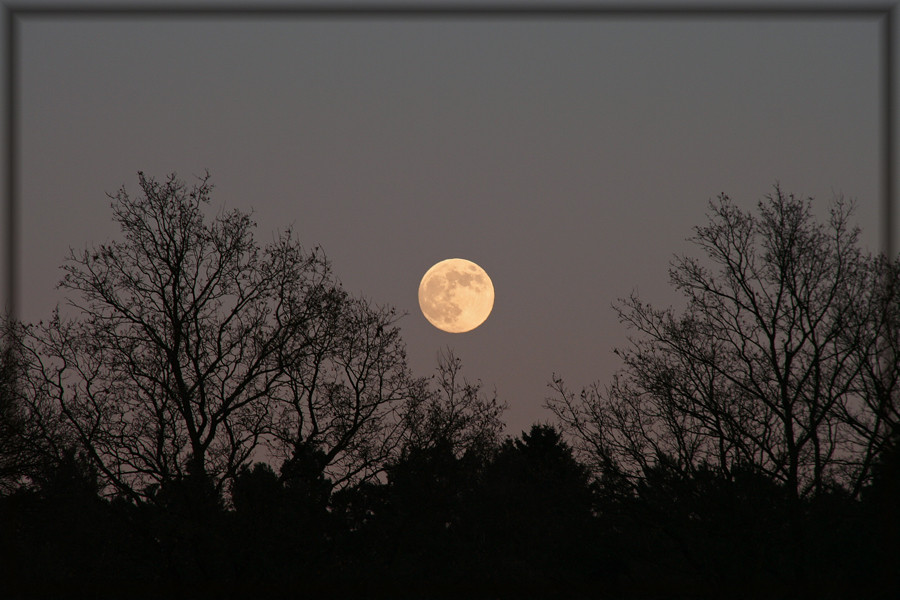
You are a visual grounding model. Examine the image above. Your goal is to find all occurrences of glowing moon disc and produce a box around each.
[418,258,495,333]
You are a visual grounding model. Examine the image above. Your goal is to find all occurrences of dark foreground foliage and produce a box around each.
[1,424,896,600]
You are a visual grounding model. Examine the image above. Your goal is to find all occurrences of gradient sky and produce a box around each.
[6,1,886,436]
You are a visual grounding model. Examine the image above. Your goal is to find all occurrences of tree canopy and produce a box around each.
[7,173,419,501]
[548,188,898,499]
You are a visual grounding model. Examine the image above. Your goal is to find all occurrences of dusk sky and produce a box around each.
[5,0,886,436]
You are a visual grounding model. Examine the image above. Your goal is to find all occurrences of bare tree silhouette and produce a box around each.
[11,172,417,502]
[402,348,506,459]
[547,188,899,591]
[549,188,891,497]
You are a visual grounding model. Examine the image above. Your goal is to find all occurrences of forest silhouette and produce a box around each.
[1,173,898,598]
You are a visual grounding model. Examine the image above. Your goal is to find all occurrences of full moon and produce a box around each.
[418,258,495,333]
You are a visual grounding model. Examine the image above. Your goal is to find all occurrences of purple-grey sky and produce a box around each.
[4,1,887,436]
